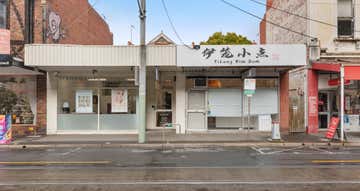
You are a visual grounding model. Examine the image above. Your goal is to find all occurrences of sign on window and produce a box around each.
[76,90,93,113]
[111,89,128,113]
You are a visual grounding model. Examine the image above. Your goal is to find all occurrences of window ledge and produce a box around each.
[334,37,360,42]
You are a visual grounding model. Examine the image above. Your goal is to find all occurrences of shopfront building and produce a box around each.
[308,62,360,134]
[175,44,306,133]
[25,44,305,135]
[25,44,176,134]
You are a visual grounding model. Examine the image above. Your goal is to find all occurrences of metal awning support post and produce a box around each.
[340,64,345,142]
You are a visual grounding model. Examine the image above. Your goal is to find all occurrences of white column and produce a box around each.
[175,72,186,134]
[46,72,58,134]
[340,65,345,142]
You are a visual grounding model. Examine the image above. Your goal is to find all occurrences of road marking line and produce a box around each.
[1,181,360,185]
[0,165,359,170]
[309,146,334,154]
[312,160,360,163]
[264,146,304,155]
[0,161,111,165]
[250,145,265,154]
[60,147,82,156]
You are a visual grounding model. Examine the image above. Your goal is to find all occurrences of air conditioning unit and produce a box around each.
[193,77,207,89]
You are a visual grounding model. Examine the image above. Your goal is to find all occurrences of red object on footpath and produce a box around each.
[326,117,340,139]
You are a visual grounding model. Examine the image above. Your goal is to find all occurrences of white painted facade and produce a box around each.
[25,44,305,135]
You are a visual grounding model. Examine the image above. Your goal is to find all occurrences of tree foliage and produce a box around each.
[200,32,252,45]
[0,87,18,115]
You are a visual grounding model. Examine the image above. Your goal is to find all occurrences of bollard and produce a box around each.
[271,121,281,140]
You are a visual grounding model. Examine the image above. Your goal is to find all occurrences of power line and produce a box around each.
[160,0,193,49]
[247,0,336,28]
[247,0,360,33]
[137,0,144,15]
[220,0,317,40]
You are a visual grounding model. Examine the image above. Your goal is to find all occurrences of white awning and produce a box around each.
[0,66,43,75]
[25,44,176,67]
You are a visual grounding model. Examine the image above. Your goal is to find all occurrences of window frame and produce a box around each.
[0,0,7,29]
[337,0,355,38]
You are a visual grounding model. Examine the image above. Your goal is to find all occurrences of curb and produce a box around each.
[1,141,359,149]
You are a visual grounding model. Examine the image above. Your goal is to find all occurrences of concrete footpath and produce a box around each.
[3,130,360,149]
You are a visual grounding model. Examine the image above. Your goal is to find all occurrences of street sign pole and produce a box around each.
[340,65,344,142]
[247,95,251,134]
[244,79,256,133]
[138,0,146,143]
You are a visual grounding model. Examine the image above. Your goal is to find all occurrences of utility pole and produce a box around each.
[138,0,146,143]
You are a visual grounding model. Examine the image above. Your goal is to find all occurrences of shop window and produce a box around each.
[0,0,6,29]
[338,0,354,37]
[57,78,138,131]
[100,89,137,114]
[345,81,360,114]
[0,77,37,125]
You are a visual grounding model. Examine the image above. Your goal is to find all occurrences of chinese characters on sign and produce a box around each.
[202,46,269,64]
[178,45,306,67]
[202,48,216,59]
[201,46,268,64]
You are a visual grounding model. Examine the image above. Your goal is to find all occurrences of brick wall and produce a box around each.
[265,0,307,44]
[259,17,266,44]
[46,0,113,45]
[9,0,26,58]
[9,0,113,58]
[7,0,113,136]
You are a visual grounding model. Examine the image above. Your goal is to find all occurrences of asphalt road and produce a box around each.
[0,146,360,191]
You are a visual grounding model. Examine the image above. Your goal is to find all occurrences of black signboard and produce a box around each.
[156,111,172,127]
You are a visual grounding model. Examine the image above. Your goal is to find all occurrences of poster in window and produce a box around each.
[76,90,93,113]
[112,89,128,113]
[0,77,36,124]
[0,115,12,144]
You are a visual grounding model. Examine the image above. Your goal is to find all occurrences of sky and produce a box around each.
[89,0,266,45]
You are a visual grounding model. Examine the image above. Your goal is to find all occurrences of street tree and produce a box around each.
[200,32,252,45]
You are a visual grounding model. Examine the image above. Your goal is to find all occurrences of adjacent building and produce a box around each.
[261,0,360,136]
[0,0,113,137]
